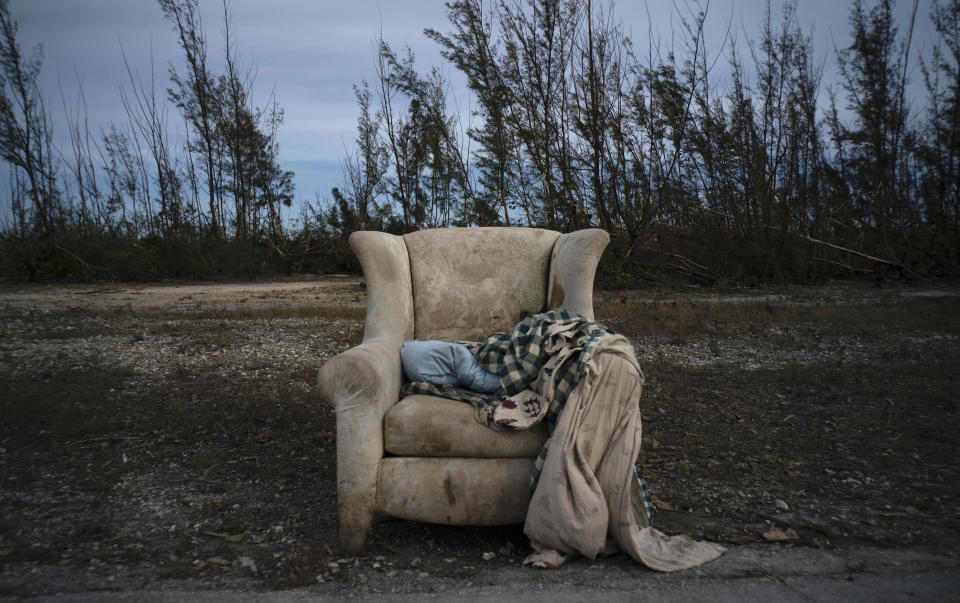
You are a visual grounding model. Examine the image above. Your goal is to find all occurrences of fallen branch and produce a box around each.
[65,436,142,448]
[55,245,112,276]
[263,236,285,258]
[696,206,904,269]
[812,256,876,274]
[635,244,717,281]
[798,234,899,268]
[171,463,224,485]
[74,288,126,295]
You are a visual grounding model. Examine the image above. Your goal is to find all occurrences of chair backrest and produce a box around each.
[404,227,561,341]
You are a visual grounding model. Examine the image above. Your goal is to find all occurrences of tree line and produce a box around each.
[319,0,958,283]
[0,0,294,279]
[0,0,957,284]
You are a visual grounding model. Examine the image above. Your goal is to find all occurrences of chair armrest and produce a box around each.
[318,231,411,552]
[318,336,403,416]
[317,336,403,551]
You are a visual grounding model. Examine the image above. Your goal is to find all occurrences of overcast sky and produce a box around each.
[10,0,936,212]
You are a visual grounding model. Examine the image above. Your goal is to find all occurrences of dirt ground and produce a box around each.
[1,277,958,597]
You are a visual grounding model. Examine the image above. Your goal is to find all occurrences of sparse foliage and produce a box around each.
[0,0,957,283]
[0,0,60,239]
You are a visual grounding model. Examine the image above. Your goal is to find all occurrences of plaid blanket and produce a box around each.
[400,309,655,523]
[402,309,609,430]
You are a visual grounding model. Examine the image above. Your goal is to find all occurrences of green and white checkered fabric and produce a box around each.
[402,309,595,429]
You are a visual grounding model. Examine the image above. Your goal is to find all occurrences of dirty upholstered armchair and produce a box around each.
[317,227,609,552]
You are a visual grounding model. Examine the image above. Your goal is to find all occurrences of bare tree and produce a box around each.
[160,0,220,235]
[120,44,182,235]
[919,0,960,236]
[340,80,389,232]
[0,0,60,237]
[59,71,103,232]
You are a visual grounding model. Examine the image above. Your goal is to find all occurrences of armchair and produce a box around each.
[317,227,609,552]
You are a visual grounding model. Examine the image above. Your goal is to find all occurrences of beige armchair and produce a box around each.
[317,227,610,552]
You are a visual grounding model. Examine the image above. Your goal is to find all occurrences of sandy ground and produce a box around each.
[1,277,958,597]
[3,276,954,312]
[0,276,361,312]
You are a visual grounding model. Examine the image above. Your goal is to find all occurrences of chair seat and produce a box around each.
[384,394,548,458]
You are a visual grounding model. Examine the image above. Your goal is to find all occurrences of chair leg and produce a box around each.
[335,451,379,553]
[336,495,375,553]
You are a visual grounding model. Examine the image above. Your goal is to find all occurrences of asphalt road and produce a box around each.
[6,545,958,602]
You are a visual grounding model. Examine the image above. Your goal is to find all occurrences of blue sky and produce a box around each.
[9,0,936,218]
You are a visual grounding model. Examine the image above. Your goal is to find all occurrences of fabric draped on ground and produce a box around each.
[399,309,725,571]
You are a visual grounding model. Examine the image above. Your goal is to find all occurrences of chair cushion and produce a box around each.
[377,457,534,524]
[404,227,560,341]
[384,394,548,458]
